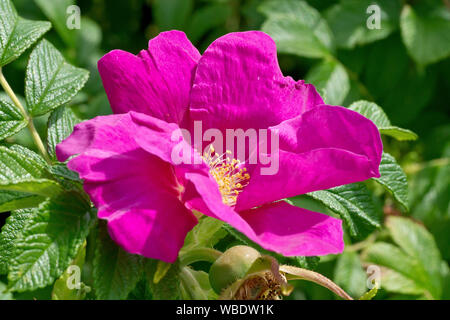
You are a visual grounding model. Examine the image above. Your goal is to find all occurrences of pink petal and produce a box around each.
[57,113,197,262]
[236,105,383,211]
[56,114,133,163]
[189,31,324,133]
[274,105,382,174]
[89,179,197,263]
[98,31,200,126]
[240,201,344,256]
[185,170,343,256]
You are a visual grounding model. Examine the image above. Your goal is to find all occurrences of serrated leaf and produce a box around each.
[0,190,45,213]
[47,106,79,160]
[0,145,63,196]
[93,223,142,300]
[144,258,181,300]
[364,216,444,299]
[325,0,402,49]
[34,0,76,48]
[348,100,418,141]
[306,183,381,240]
[0,96,27,140]
[52,241,89,300]
[7,194,95,292]
[401,4,450,66]
[0,0,51,66]
[25,39,89,116]
[334,251,367,298]
[306,59,350,105]
[373,152,409,211]
[387,217,443,296]
[0,209,35,274]
[260,0,334,58]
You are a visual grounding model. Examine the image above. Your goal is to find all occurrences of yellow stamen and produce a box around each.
[202,145,250,207]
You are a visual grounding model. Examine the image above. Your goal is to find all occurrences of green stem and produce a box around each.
[0,67,51,164]
[180,247,222,266]
[280,265,354,300]
[404,157,450,175]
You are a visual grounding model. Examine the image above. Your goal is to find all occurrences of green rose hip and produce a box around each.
[209,245,261,294]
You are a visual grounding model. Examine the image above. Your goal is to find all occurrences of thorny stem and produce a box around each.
[0,67,51,164]
[280,265,354,300]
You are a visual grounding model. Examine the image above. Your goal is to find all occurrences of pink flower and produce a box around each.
[56,31,382,263]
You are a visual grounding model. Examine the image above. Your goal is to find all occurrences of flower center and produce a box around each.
[202,145,250,207]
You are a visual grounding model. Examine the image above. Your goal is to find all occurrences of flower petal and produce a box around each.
[56,114,133,163]
[239,201,344,256]
[184,170,343,256]
[189,31,324,132]
[236,105,382,210]
[88,179,197,263]
[274,105,382,174]
[98,30,200,126]
[57,113,197,262]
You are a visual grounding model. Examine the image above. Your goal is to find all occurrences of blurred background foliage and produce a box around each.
[1,0,449,300]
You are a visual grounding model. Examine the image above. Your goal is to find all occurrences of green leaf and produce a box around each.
[93,222,142,300]
[153,0,193,31]
[325,0,402,49]
[387,217,443,297]
[0,0,51,66]
[359,286,378,300]
[52,241,90,300]
[373,152,409,211]
[0,96,27,140]
[381,268,425,296]
[76,17,102,66]
[0,190,45,213]
[400,4,450,66]
[306,183,381,240]
[186,4,231,44]
[0,145,62,196]
[7,193,95,292]
[334,251,367,298]
[179,267,217,300]
[25,39,89,117]
[47,106,79,160]
[144,259,181,300]
[364,216,444,299]
[0,209,35,274]
[379,127,418,141]
[180,216,227,254]
[410,144,450,234]
[260,0,334,58]
[306,59,350,105]
[34,0,77,47]
[348,100,418,141]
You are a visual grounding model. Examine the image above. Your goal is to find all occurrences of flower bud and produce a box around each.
[209,245,261,294]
